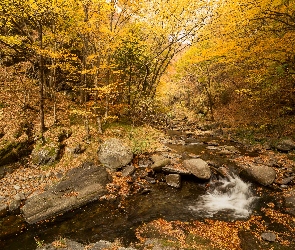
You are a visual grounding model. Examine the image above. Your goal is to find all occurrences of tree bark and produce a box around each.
[38,21,45,137]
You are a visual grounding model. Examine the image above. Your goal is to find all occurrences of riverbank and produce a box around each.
[1,121,295,249]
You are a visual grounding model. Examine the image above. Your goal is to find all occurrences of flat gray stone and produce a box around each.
[22,162,110,224]
[284,191,295,215]
[86,240,137,250]
[277,176,294,185]
[162,165,190,175]
[14,192,25,201]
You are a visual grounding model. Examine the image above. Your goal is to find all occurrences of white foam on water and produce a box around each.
[189,174,257,218]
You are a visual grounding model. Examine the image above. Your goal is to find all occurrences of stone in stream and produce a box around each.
[151,154,171,172]
[239,163,276,186]
[166,174,181,188]
[14,192,26,201]
[275,176,295,185]
[98,138,133,172]
[162,164,190,175]
[21,162,111,224]
[183,158,211,180]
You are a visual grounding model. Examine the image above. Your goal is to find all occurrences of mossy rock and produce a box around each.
[0,134,31,166]
[31,141,61,166]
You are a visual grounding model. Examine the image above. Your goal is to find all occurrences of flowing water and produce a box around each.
[189,174,257,219]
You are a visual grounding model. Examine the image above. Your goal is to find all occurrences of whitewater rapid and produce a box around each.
[189,174,257,219]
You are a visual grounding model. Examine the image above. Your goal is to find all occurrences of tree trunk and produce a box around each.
[38,21,45,138]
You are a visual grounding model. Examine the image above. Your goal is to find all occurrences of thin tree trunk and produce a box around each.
[205,65,214,121]
[51,24,57,124]
[39,21,45,138]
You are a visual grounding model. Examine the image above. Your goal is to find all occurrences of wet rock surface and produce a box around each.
[165,174,181,188]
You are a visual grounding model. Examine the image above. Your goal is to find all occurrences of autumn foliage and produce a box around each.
[173,0,295,136]
[0,0,209,134]
[0,0,294,137]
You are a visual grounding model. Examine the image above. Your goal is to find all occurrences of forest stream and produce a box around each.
[1,129,295,250]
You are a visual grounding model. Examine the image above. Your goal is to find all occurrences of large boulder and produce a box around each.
[183,158,211,180]
[21,162,111,224]
[240,163,276,186]
[98,138,133,171]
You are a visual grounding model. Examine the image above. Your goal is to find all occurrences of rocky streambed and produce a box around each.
[1,126,295,249]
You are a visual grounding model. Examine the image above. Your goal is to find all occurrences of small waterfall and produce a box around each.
[189,174,257,219]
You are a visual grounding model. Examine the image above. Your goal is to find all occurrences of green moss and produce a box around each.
[104,122,163,154]
[157,239,181,248]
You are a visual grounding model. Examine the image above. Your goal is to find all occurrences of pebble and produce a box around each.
[261,232,276,242]
[13,185,21,190]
